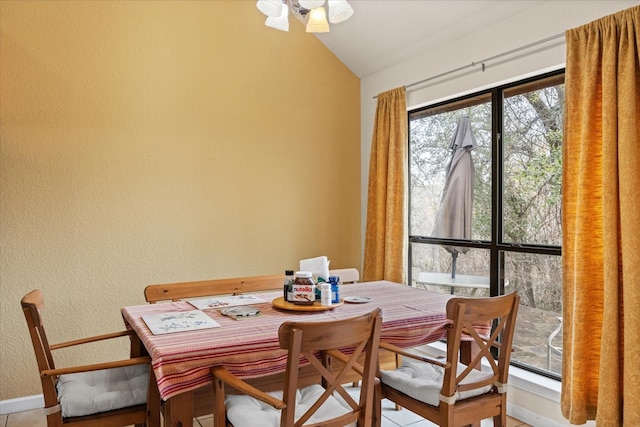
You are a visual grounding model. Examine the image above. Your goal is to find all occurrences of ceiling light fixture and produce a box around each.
[256,0,354,33]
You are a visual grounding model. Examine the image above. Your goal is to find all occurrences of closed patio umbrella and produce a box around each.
[431,116,476,278]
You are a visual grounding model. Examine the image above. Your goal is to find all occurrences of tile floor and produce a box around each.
[1,399,531,427]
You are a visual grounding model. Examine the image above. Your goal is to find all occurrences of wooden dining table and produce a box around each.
[121,280,459,427]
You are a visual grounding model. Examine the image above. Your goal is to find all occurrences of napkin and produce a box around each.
[299,256,330,283]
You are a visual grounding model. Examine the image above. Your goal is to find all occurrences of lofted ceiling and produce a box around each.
[306,0,550,78]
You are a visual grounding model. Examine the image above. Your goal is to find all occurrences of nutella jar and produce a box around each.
[292,271,315,305]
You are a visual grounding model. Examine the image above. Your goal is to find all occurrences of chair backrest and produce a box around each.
[144,274,284,303]
[21,290,58,401]
[277,308,382,427]
[441,292,520,400]
[329,268,360,284]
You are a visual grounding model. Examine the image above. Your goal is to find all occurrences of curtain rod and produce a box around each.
[373,32,565,99]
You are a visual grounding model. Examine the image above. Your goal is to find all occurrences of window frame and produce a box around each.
[407,68,564,380]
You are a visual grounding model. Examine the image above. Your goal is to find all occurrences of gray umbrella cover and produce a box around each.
[431,116,476,265]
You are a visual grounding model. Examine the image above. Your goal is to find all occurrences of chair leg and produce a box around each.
[373,382,382,427]
[393,352,402,411]
[492,395,507,427]
[46,412,63,427]
[213,376,228,427]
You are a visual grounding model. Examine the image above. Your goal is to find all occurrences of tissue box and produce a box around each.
[299,256,330,283]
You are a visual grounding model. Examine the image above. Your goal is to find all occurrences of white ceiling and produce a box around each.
[310,0,549,78]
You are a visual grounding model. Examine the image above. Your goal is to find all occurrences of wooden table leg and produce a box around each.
[163,392,194,427]
[146,369,161,427]
[460,340,483,369]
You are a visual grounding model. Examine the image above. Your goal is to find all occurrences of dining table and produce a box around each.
[121,280,461,427]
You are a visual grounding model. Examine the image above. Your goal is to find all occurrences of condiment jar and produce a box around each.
[329,276,341,304]
[292,271,315,305]
[284,270,295,302]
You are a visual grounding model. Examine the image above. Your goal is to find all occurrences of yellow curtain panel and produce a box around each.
[362,87,407,284]
[562,5,640,425]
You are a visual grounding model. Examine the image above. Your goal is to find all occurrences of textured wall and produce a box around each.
[0,0,360,400]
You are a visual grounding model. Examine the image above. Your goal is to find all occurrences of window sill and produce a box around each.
[508,363,561,402]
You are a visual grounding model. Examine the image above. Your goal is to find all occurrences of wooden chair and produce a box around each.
[329,268,359,284]
[377,292,520,427]
[21,289,161,427]
[211,308,382,427]
[144,274,284,303]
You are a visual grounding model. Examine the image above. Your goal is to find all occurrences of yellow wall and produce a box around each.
[0,0,360,400]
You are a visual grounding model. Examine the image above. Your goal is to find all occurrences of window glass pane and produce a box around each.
[502,77,564,246]
[505,251,562,376]
[409,96,491,242]
[410,242,491,298]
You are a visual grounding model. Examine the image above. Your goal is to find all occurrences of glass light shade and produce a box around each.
[265,3,289,31]
[306,7,329,33]
[327,0,353,23]
[256,0,283,17]
[299,0,325,9]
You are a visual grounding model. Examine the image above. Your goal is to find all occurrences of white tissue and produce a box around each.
[299,256,330,283]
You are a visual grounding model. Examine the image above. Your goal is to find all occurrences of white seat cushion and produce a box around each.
[381,358,493,406]
[225,384,357,427]
[56,364,148,418]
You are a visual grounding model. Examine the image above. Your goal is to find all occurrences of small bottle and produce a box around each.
[284,270,295,302]
[329,276,341,304]
[320,283,332,306]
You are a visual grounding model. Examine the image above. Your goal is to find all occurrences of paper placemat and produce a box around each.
[187,294,267,310]
[142,310,221,335]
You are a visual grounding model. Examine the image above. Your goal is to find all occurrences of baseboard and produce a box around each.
[0,394,43,415]
[507,364,561,402]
